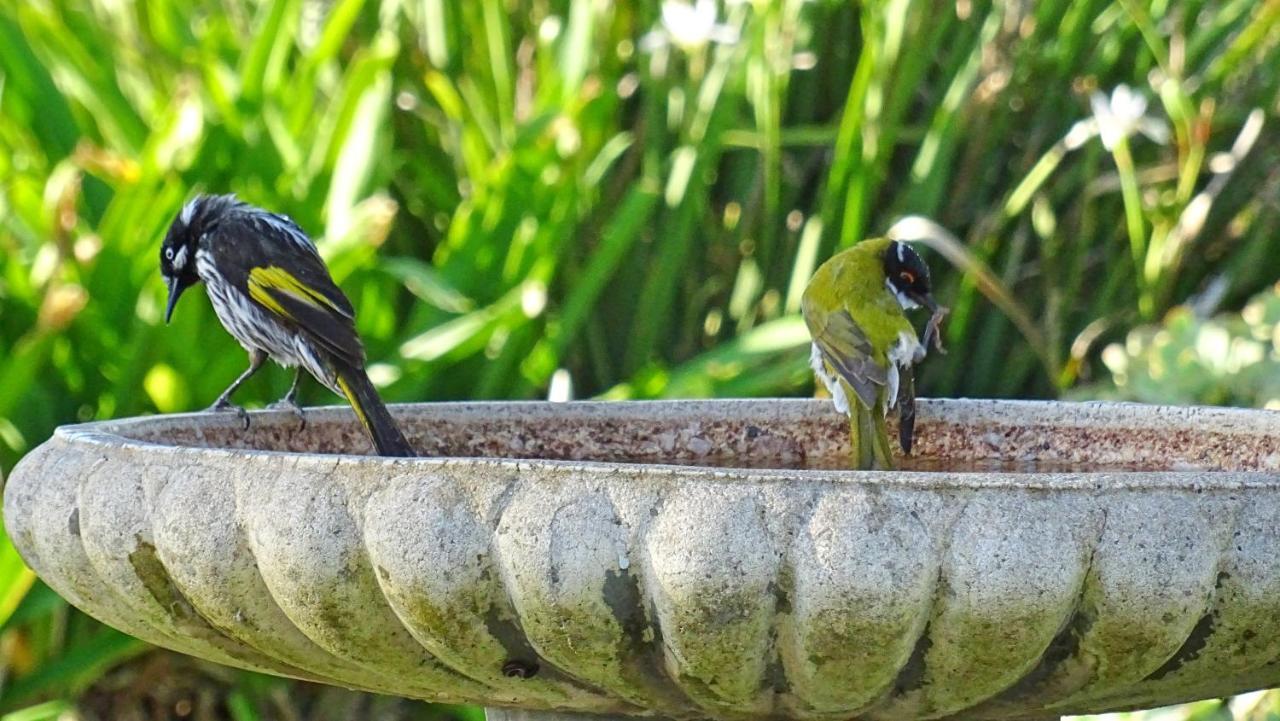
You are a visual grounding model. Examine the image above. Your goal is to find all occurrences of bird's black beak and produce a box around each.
[164,277,184,324]
[910,290,938,313]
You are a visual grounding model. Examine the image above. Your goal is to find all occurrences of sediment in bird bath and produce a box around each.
[111,398,1271,474]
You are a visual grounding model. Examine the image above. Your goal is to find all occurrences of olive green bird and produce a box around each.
[802,237,943,470]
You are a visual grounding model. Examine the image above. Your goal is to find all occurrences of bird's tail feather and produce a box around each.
[848,385,894,470]
[335,367,415,457]
[896,364,916,455]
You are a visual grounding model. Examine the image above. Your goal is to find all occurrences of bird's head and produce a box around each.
[883,240,937,312]
[160,194,238,323]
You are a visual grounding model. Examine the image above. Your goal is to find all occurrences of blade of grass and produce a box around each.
[522,185,659,386]
[1,700,76,721]
[241,0,300,103]
[0,529,36,628]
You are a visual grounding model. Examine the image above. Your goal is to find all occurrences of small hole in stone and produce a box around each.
[502,659,539,679]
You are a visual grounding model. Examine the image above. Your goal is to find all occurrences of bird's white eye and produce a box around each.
[165,248,174,260]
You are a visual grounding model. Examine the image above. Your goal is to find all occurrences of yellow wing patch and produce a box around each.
[247,266,343,320]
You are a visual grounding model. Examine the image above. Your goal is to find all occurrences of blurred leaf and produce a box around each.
[0,526,36,628]
[399,287,523,362]
[241,0,300,102]
[1,628,148,711]
[382,258,473,313]
[0,700,76,721]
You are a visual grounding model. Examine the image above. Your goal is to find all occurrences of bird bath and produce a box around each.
[4,398,1280,720]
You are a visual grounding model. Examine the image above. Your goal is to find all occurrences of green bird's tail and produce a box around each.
[847,384,895,470]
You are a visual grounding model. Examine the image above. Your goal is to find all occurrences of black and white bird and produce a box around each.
[159,194,415,456]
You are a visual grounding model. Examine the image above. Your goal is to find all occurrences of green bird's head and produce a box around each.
[883,240,938,313]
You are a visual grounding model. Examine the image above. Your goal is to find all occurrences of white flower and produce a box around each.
[547,368,574,402]
[642,0,739,53]
[1089,84,1170,151]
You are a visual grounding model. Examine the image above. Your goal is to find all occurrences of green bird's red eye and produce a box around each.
[900,271,915,284]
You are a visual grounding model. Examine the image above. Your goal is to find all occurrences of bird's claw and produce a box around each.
[268,398,307,428]
[922,305,950,355]
[209,399,250,430]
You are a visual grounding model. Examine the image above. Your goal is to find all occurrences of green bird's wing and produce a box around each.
[804,305,887,410]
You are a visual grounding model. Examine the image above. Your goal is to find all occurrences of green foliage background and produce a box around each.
[1,0,1279,717]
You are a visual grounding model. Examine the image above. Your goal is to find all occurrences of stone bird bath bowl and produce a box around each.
[4,399,1280,720]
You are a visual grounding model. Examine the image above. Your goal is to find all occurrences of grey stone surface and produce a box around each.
[4,399,1280,719]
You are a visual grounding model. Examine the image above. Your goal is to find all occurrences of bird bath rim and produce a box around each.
[6,398,1280,720]
[33,397,1280,484]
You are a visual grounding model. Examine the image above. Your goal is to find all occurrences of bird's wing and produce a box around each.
[243,214,355,316]
[803,305,887,410]
[208,215,364,369]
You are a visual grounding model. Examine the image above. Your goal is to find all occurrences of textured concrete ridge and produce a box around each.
[4,399,1280,720]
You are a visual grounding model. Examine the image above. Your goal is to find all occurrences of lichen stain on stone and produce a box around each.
[510,596,661,714]
[312,595,361,643]
[892,622,932,696]
[392,587,619,710]
[126,537,316,681]
[663,593,774,712]
[668,668,765,721]
[67,508,80,537]
[584,567,687,713]
[793,607,915,698]
[690,593,758,629]
[479,604,576,701]
[128,536,199,627]
[394,591,490,657]
[986,602,1100,709]
[904,605,1096,718]
[1145,601,1223,679]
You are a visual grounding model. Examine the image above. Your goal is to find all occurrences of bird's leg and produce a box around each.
[209,349,266,430]
[271,368,305,408]
[269,369,307,427]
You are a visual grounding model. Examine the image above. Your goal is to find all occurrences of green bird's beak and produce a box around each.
[164,276,184,324]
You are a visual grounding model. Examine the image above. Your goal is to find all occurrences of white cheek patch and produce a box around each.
[173,245,189,269]
[886,277,919,310]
